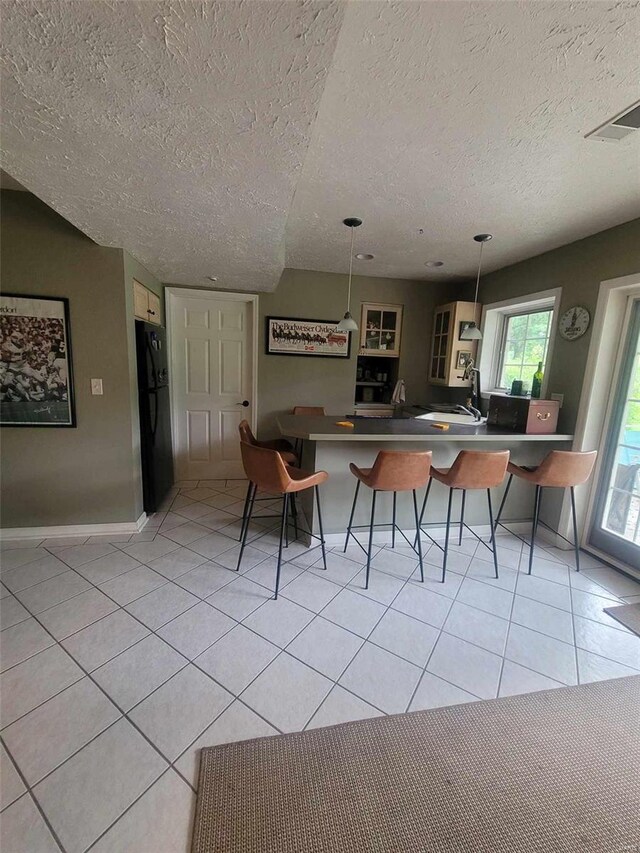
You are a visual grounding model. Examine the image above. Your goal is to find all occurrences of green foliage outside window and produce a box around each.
[498,310,552,389]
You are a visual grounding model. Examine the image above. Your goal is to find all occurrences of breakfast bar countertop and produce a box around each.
[277,414,574,443]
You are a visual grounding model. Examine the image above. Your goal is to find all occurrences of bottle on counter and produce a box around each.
[531,362,544,398]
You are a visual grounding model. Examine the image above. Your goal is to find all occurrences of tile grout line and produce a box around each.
[1,570,270,810]
[0,742,66,852]
[82,766,190,853]
[3,481,639,838]
[404,539,487,712]
[6,528,630,729]
[495,560,521,698]
[0,581,292,852]
[3,504,637,780]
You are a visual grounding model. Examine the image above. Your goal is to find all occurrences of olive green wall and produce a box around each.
[0,191,148,527]
[257,267,455,435]
[470,219,640,433]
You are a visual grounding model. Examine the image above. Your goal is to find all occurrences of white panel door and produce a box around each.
[170,292,253,479]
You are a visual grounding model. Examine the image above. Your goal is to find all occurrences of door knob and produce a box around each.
[239,400,250,407]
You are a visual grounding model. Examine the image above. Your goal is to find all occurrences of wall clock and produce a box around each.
[559,306,590,340]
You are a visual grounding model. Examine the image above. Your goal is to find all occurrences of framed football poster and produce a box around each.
[0,294,76,427]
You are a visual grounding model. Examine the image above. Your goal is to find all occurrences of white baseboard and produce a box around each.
[322,521,539,548]
[0,513,148,541]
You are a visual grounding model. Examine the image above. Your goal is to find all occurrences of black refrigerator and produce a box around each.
[135,321,174,513]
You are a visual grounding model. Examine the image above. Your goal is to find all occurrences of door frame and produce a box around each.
[165,287,259,478]
[569,272,640,578]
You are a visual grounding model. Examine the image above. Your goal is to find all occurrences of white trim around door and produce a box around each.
[166,288,258,481]
[564,271,640,579]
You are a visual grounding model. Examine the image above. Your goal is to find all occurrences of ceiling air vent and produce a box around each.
[585,100,640,143]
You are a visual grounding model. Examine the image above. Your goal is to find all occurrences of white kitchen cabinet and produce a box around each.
[133,280,162,325]
[359,303,403,357]
[429,301,479,386]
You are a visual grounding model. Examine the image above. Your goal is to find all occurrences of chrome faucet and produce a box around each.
[455,403,482,422]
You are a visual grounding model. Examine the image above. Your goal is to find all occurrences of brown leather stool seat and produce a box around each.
[344,450,432,589]
[494,450,597,574]
[238,419,297,466]
[417,450,510,582]
[237,441,328,599]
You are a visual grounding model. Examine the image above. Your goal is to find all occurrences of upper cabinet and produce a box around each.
[429,301,479,386]
[133,279,162,325]
[359,302,403,358]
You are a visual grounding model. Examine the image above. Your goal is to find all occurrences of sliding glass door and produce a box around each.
[589,298,640,567]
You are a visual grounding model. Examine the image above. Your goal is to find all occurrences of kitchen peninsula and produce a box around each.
[277,414,574,538]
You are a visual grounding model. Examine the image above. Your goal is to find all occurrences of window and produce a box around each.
[496,309,553,390]
[477,288,561,398]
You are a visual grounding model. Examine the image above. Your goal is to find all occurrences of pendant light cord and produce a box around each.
[473,241,484,324]
[346,225,355,313]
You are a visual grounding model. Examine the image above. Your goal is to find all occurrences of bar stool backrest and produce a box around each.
[238,419,258,446]
[293,406,325,415]
[240,440,291,494]
[447,450,510,490]
[534,450,597,488]
[369,450,432,492]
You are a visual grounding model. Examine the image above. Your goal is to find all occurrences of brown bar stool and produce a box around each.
[292,407,326,456]
[494,450,597,574]
[416,450,510,582]
[293,406,326,415]
[237,420,299,543]
[238,420,297,464]
[344,451,433,589]
[237,442,328,599]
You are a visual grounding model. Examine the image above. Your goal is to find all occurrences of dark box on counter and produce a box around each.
[487,394,559,434]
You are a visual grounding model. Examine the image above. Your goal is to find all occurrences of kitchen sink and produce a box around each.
[414,411,487,426]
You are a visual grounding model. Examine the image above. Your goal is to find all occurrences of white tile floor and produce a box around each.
[1,478,639,852]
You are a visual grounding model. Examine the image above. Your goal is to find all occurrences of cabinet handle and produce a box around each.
[148,310,156,316]
[536,412,551,421]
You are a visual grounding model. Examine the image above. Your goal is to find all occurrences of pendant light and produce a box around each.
[336,217,362,333]
[460,233,492,341]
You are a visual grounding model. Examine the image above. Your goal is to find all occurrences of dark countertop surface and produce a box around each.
[277,414,574,443]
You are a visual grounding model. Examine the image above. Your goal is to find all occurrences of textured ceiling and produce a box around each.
[287,0,640,282]
[0,0,345,291]
[1,0,639,291]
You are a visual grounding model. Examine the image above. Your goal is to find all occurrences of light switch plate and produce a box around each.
[91,378,103,395]
[550,393,563,408]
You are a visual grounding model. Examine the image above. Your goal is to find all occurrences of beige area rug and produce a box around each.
[604,602,640,637]
[191,676,640,853]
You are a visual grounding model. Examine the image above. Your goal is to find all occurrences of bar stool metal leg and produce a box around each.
[494,473,513,531]
[344,480,360,552]
[274,493,289,599]
[315,485,327,570]
[239,481,255,542]
[459,490,466,546]
[415,479,432,547]
[486,488,499,579]
[237,484,257,570]
[365,490,377,590]
[442,488,454,583]
[528,485,542,575]
[570,486,581,572]
[291,493,299,541]
[412,489,424,582]
[392,491,397,549]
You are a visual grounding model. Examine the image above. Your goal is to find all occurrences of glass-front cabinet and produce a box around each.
[429,301,479,386]
[359,303,403,357]
[430,305,452,382]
